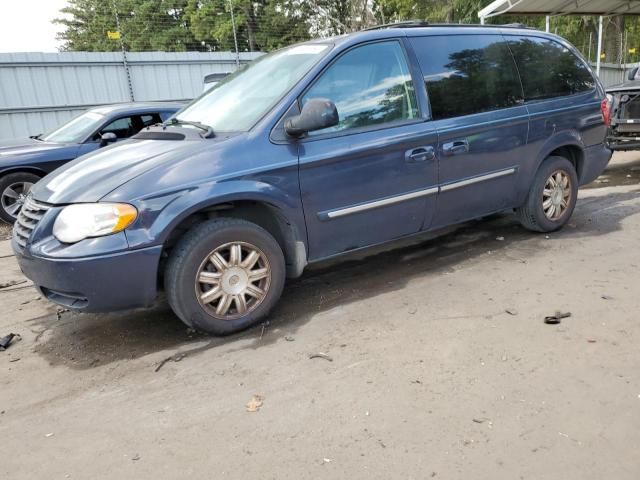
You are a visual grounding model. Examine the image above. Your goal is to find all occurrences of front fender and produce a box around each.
[124,179,307,250]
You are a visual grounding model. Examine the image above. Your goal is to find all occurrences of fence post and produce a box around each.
[112,0,135,102]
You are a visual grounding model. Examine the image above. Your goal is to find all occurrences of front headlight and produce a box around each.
[53,203,138,244]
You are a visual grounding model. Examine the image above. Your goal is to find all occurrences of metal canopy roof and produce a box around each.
[477,0,640,76]
[479,0,640,19]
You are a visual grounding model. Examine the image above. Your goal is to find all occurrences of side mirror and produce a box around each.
[628,67,639,81]
[285,98,339,137]
[100,132,117,147]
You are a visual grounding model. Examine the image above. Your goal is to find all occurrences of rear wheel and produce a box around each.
[516,156,578,233]
[165,218,286,335]
[0,172,40,224]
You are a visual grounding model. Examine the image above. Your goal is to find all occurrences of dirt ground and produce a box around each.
[1,153,640,480]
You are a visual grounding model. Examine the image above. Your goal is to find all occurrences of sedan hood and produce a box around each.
[0,138,77,163]
[31,137,217,204]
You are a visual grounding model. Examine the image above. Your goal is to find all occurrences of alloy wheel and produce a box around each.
[542,170,572,221]
[1,181,34,219]
[195,241,272,320]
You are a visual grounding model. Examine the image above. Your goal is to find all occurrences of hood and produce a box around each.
[31,136,227,204]
[606,81,640,93]
[0,138,78,164]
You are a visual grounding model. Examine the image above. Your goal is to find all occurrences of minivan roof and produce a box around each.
[326,22,557,49]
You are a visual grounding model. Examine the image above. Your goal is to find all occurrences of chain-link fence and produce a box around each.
[52,2,640,67]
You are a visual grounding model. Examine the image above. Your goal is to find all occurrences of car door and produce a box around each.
[408,34,529,227]
[297,40,439,260]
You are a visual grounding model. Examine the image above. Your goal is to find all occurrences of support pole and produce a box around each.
[596,15,603,76]
[545,15,550,33]
[229,0,240,69]
[112,0,134,102]
[480,16,485,25]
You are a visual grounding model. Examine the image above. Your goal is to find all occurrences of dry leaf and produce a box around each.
[246,394,264,412]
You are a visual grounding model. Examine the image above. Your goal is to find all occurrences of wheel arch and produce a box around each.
[158,193,308,280]
[535,132,586,182]
[0,166,48,179]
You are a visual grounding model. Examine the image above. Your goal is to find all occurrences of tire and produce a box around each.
[516,155,578,233]
[164,218,286,335]
[0,172,41,224]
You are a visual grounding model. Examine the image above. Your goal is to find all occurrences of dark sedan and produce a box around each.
[0,102,181,223]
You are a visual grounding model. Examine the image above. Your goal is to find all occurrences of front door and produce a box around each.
[297,40,439,260]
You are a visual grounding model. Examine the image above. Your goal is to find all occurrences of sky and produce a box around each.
[0,0,69,53]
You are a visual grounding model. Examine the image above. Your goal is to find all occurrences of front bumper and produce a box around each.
[14,241,163,312]
[580,143,613,185]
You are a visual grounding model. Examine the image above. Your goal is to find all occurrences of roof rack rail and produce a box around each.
[364,21,535,31]
[364,21,430,31]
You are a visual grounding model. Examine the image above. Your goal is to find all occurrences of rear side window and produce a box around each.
[410,35,523,120]
[507,36,595,101]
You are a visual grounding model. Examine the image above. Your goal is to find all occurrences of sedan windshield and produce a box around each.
[176,43,331,132]
[42,111,105,144]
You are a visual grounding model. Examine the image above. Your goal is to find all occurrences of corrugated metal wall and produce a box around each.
[0,51,262,140]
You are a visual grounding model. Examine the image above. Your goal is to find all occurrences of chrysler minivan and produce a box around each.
[13,23,612,335]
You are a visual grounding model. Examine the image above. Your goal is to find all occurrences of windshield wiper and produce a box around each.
[164,118,215,138]
[29,134,43,141]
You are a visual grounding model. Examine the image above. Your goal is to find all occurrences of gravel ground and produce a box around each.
[1,153,639,479]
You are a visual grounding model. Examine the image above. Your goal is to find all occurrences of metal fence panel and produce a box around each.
[0,51,262,140]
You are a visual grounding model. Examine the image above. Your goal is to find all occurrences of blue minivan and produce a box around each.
[13,24,612,334]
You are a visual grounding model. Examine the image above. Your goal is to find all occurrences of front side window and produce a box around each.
[301,41,418,135]
[97,116,136,139]
[507,36,595,101]
[410,35,524,120]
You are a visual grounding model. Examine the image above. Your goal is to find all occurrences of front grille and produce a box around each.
[13,196,51,251]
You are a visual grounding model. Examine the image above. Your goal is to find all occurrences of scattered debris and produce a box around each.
[322,458,332,464]
[9,358,20,363]
[309,352,333,362]
[411,379,422,384]
[56,308,69,321]
[601,295,614,300]
[131,454,141,461]
[0,280,26,289]
[284,336,295,342]
[154,353,187,372]
[472,417,490,424]
[259,320,270,339]
[0,333,20,351]
[408,307,417,315]
[505,308,518,316]
[45,433,54,438]
[496,236,505,241]
[246,394,264,412]
[587,339,597,343]
[544,311,571,325]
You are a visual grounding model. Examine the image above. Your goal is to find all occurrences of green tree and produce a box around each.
[55,0,200,52]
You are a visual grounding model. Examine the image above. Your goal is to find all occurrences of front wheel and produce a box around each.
[516,155,578,233]
[0,172,40,224]
[165,218,286,335]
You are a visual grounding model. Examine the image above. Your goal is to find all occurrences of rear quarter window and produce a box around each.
[507,36,595,101]
[409,34,524,120]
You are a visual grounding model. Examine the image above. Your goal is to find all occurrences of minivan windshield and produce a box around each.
[176,43,331,132]
[41,111,105,144]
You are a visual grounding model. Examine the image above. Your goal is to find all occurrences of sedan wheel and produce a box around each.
[1,181,33,219]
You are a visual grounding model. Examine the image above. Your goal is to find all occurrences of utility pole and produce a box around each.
[228,0,240,69]
[112,0,135,102]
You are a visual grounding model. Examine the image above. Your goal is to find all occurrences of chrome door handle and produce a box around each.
[442,139,469,156]
[405,146,435,163]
